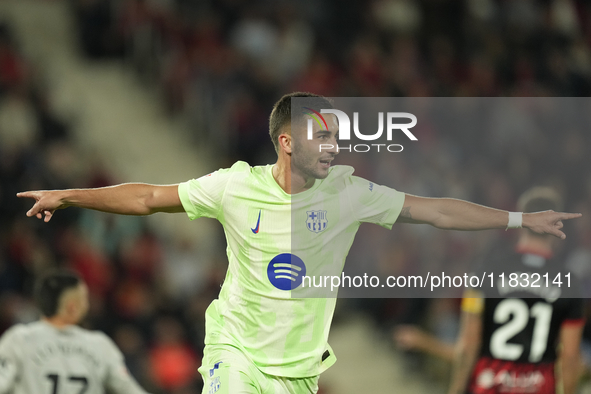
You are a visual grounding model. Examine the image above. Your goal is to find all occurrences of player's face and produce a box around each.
[291,114,339,180]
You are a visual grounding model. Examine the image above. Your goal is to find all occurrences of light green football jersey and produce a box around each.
[178,161,404,378]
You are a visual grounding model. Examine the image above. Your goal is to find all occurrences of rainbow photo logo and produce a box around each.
[267,254,307,290]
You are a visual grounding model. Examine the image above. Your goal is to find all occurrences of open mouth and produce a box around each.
[319,159,332,168]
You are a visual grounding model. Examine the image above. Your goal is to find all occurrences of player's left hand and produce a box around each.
[523,211,582,239]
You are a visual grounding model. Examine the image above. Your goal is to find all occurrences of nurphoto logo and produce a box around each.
[303,107,417,153]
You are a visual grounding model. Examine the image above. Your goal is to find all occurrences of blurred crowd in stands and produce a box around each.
[72,0,591,164]
[1,0,591,392]
[0,16,214,393]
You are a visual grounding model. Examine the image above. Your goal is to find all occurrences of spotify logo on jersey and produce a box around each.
[267,254,307,290]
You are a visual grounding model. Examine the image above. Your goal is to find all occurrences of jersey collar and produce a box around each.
[267,165,323,198]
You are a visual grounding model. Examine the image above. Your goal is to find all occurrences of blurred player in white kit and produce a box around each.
[0,269,150,394]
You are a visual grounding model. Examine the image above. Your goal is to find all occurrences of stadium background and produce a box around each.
[1,0,591,393]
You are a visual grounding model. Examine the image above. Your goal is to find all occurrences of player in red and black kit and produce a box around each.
[449,187,585,394]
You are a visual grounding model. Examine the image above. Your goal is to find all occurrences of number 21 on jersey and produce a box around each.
[489,299,553,363]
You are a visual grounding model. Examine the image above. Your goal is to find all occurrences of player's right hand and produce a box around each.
[16,190,67,222]
[523,210,583,240]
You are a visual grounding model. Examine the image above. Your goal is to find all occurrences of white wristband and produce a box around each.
[506,212,523,230]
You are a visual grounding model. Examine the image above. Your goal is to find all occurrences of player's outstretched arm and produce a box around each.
[393,325,455,361]
[395,194,582,239]
[17,184,184,222]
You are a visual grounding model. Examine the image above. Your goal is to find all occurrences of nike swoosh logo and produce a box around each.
[251,210,261,234]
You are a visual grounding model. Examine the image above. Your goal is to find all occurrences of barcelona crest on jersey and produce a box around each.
[306,210,328,233]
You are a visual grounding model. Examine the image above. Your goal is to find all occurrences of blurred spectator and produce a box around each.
[161,238,210,302]
[0,22,27,93]
[0,89,37,153]
[72,0,123,58]
[149,316,200,393]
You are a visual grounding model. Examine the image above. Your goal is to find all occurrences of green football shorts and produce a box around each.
[199,344,320,394]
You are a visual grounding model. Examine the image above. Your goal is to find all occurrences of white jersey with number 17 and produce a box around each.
[0,321,148,394]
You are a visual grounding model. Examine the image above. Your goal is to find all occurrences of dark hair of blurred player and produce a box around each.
[448,187,585,394]
[34,269,89,324]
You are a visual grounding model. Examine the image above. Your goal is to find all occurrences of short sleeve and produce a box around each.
[178,168,233,221]
[561,298,584,326]
[346,176,405,229]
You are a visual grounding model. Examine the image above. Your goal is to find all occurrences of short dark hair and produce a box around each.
[269,92,333,153]
[34,270,82,317]
[517,187,563,213]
